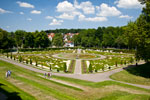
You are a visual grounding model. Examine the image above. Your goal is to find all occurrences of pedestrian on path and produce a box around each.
[48,73,50,78]
[44,73,47,78]
[5,71,8,78]
[8,70,11,77]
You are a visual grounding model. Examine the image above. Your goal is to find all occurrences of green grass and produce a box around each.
[110,63,150,86]
[0,78,36,100]
[98,91,149,100]
[0,59,150,100]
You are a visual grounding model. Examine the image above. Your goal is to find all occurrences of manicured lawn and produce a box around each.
[0,60,150,100]
[110,63,150,86]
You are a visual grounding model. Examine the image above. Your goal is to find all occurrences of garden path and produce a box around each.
[0,57,150,89]
[74,49,82,74]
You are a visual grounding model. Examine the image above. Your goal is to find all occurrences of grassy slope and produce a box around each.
[0,60,150,100]
[110,63,150,86]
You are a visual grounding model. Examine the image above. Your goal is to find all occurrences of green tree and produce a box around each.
[0,29,9,49]
[52,33,64,47]
[135,1,150,62]
[24,32,34,48]
[34,31,50,48]
[15,30,25,49]
[124,22,138,49]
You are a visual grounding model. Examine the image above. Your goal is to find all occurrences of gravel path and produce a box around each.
[0,57,150,89]
[74,49,82,74]
[74,59,82,74]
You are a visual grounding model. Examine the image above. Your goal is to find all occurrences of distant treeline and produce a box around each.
[45,29,85,34]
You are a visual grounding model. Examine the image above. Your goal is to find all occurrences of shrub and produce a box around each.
[19,56,22,62]
[89,63,93,73]
[57,69,59,72]
[10,52,12,59]
[13,56,16,60]
[30,59,32,65]
[115,61,118,67]
[26,59,28,64]
[63,63,67,73]
[36,60,38,66]
[130,57,134,63]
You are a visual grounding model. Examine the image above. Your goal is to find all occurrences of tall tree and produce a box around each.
[34,31,50,48]
[24,32,34,48]
[14,30,25,49]
[0,29,9,49]
[52,33,64,47]
[135,1,150,62]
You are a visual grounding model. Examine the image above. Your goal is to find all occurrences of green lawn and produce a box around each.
[0,60,150,100]
[110,63,150,86]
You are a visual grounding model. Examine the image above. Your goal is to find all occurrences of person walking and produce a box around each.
[48,73,50,78]
[44,73,47,78]
[8,70,11,77]
[5,71,8,78]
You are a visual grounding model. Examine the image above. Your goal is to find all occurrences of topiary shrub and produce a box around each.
[57,69,59,72]
[124,60,126,65]
[115,61,118,67]
[36,60,38,66]
[19,56,22,62]
[26,59,28,64]
[30,59,32,65]
[89,63,93,73]
[14,56,16,60]
[10,52,12,59]
[130,57,134,64]
[63,63,67,73]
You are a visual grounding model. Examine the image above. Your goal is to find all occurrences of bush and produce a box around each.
[57,69,59,72]
[35,60,38,66]
[30,59,32,65]
[89,63,93,73]
[115,61,118,67]
[63,63,67,73]
[130,57,134,63]
[26,59,28,64]
[10,52,12,59]
[19,56,22,62]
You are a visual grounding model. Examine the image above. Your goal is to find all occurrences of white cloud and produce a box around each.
[20,12,24,15]
[49,19,63,25]
[27,18,32,21]
[119,15,133,19]
[115,0,143,9]
[17,1,34,8]
[96,3,121,17]
[31,10,41,14]
[56,1,75,12]
[75,1,95,14]
[78,14,107,22]
[56,13,74,20]
[45,16,53,19]
[0,8,12,14]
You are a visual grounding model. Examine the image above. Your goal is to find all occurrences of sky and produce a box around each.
[0,0,144,32]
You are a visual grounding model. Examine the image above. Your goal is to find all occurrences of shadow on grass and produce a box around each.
[0,83,22,100]
[123,63,150,78]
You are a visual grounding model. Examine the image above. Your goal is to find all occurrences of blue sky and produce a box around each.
[0,0,144,32]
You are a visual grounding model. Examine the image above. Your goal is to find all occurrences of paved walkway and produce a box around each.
[74,49,82,74]
[0,57,150,89]
[74,59,82,74]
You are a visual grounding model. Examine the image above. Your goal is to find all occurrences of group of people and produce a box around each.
[44,72,52,78]
[6,70,11,78]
